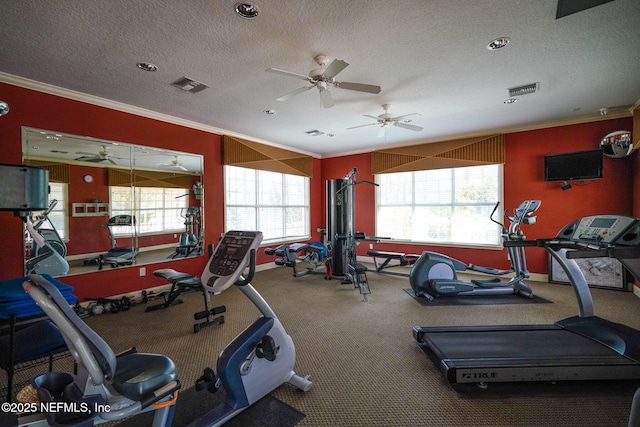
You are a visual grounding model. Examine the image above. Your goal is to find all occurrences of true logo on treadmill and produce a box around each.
[462,372,497,379]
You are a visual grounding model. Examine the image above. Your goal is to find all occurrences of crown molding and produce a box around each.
[0,72,322,158]
[324,107,634,159]
[2,72,634,161]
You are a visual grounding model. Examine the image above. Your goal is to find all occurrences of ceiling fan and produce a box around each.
[266,54,381,108]
[75,145,117,164]
[158,155,188,171]
[347,104,423,137]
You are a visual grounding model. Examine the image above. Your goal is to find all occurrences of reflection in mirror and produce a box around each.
[21,127,204,277]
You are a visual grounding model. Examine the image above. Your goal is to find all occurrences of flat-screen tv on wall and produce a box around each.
[544,149,603,182]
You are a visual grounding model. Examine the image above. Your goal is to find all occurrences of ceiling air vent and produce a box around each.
[508,83,539,97]
[305,130,324,136]
[172,77,210,93]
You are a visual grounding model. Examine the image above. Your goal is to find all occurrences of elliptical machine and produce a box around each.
[409,200,540,300]
[29,199,67,259]
[168,206,203,259]
[188,230,312,426]
[24,199,69,276]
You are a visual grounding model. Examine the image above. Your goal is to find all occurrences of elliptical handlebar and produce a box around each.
[499,200,542,241]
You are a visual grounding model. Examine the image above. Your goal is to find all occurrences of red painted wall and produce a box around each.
[1,82,636,298]
[0,82,222,300]
[320,118,635,279]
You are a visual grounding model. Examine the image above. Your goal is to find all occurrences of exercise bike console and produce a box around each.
[202,230,262,293]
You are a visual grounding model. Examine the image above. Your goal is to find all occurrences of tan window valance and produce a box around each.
[371,134,505,174]
[222,135,313,177]
[108,168,195,188]
[23,159,70,183]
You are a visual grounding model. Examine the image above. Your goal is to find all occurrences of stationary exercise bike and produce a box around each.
[187,230,312,427]
[409,200,540,300]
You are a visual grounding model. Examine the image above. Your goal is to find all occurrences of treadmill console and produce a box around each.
[556,214,640,245]
[201,230,263,293]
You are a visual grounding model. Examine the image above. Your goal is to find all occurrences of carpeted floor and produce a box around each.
[402,288,553,305]
[7,265,640,426]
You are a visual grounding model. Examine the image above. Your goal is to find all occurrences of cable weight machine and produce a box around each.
[326,168,383,301]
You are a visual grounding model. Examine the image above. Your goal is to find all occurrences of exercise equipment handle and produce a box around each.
[235,249,256,286]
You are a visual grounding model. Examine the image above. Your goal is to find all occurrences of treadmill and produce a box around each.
[413,214,640,387]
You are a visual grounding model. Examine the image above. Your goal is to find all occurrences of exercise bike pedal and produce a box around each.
[195,367,220,394]
[256,335,279,361]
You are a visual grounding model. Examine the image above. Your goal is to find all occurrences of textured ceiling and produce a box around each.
[1,0,639,158]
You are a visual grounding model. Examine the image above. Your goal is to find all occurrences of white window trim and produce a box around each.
[223,166,311,246]
[109,186,189,237]
[374,165,504,249]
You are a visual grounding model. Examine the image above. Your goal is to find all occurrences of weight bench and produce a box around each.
[147,269,225,333]
[366,250,420,276]
[265,242,327,277]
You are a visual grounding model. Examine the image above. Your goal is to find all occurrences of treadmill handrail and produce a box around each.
[504,238,596,317]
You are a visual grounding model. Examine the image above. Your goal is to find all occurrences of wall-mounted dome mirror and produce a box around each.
[600,130,634,158]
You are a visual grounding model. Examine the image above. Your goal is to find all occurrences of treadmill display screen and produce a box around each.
[590,218,617,229]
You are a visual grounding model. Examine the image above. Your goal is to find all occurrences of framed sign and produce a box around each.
[549,255,628,291]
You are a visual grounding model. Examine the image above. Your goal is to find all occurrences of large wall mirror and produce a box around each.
[22,127,204,277]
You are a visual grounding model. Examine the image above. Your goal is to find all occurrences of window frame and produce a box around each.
[223,165,311,245]
[109,186,189,237]
[374,164,504,249]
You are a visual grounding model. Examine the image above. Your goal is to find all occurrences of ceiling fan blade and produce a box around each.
[377,126,386,138]
[319,89,334,108]
[322,59,349,78]
[346,122,379,130]
[335,82,381,94]
[108,158,117,165]
[394,122,424,132]
[178,165,188,171]
[392,113,419,122]
[74,155,99,162]
[276,86,314,101]
[266,68,311,81]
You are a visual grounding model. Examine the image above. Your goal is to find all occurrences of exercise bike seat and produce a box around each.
[113,352,177,400]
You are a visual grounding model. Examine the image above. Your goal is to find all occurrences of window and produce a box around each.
[224,166,310,243]
[110,186,189,235]
[376,164,502,246]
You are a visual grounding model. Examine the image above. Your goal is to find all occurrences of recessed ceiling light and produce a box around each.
[263,109,277,115]
[504,98,518,104]
[487,37,510,50]
[137,62,158,72]
[235,2,259,19]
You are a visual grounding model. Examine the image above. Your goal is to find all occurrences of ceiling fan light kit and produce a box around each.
[347,104,424,137]
[266,54,381,108]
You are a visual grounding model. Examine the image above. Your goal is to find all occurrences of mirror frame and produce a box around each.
[22,127,205,277]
